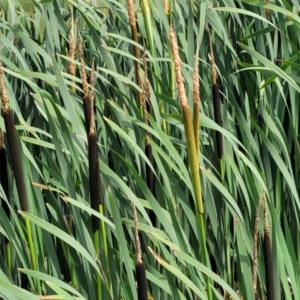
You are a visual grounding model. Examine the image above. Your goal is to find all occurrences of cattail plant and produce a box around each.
[209,29,231,287]
[141,44,155,226]
[134,203,148,300]
[252,195,262,299]
[127,0,142,107]
[263,191,274,300]
[78,34,104,297]
[169,25,212,300]
[0,60,41,293]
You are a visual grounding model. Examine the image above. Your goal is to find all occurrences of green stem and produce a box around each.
[25,218,41,295]
[94,229,102,299]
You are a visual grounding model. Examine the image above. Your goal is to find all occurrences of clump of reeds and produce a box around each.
[169,25,212,299]
[127,0,142,106]
[134,203,148,300]
[252,194,262,299]
[263,191,274,300]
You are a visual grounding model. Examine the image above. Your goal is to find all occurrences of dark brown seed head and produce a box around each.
[88,132,103,232]
[0,147,10,237]
[3,109,28,212]
[212,83,223,159]
[83,95,92,135]
[136,260,148,300]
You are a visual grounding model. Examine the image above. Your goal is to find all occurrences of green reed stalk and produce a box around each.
[169,26,212,299]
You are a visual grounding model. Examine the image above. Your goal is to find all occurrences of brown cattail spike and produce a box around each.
[83,96,92,135]
[209,30,223,159]
[252,195,262,299]
[263,192,274,300]
[0,130,10,228]
[134,204,148,300]
[89,58,95,134]
[212,83,223,158]
[3,109,28,212]
[88,132,103,232]
[136,260,148,300]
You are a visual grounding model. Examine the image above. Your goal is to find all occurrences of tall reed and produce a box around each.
[78,32,105,297]
[169,25,212,299]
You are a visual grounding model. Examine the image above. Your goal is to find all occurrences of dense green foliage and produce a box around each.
[0,0,300,299]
